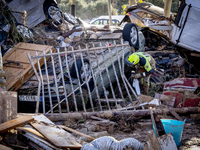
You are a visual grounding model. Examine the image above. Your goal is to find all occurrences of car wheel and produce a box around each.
[16,24,34,40]
[70,59,94,92]
[44,3,62,24]
[123,23,139,48]
[64,13,78,25]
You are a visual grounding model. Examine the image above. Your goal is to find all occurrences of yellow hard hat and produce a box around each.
[127,54,140,66]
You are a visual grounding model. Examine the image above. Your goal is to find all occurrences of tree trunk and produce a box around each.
[46,107,200,122]
[164,0,172,18]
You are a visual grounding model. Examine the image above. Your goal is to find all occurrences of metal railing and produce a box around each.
[27,39,143,114]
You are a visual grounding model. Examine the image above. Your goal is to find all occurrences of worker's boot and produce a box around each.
[143,86,149,95]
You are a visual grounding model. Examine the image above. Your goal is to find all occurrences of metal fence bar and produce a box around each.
[121,39,125,74]
[71,46,85,112]
[86,43,102,111]
[57,48,70,113]
[113,41,134,108]
[123,75,145,110]
[50,49,62,113]
[35,51,45,113]
[27,53,41,113]
[64,47,82,112]
[78,45,94,112]
[99,42,118,109]
[45,66,98,114]
[93,44,111,110]
[28,40,143,113]
[120,39,136,110]
[43,51,53,113]
[107,42,125,103]
[31,44,129,59]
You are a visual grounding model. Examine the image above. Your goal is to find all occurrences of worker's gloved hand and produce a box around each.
[132,73,142,79]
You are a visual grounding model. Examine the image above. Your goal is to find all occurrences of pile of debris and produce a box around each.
[1,98,200,149]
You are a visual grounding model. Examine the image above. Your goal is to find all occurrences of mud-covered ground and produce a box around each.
[67,115,200,149]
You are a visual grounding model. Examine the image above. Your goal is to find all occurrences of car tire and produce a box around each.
[15,23,34,40]
[44,3,60,19]
[123,23,139,48]
[70,58,94,92]
[44,3,63,26]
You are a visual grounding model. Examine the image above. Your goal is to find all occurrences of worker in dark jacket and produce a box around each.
[127,52,156,95]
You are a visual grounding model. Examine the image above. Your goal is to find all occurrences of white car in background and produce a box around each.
[90,15,125,26]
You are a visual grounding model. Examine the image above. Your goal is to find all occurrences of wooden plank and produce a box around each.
[0,116,34,134]
[169,108,183,121]
[30,122,82,148]
[143,131,161,150]
[149,107,159,137]
[59,125,95,141]
[32,114,54,124]
[0,91,17,124]
[3,42,55,91]
[90,116,117,125]
[18,127,47,140]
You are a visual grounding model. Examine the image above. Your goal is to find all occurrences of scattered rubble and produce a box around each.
[1,0,200,150]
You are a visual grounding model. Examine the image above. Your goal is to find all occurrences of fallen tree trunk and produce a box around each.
[45,107,200,122]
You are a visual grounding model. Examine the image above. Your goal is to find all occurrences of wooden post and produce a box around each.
[108,0,112,26]
[164,0,172,18]
[129,0,136,6]
[149,107,159,137]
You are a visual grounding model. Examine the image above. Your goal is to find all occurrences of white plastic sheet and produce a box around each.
[132,79,141,96]
[81,136,144,150]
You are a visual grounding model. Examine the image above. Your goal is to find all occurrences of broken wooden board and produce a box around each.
[143,131,161,150]
[32,114,54,124]
[30,122,82,148]
[157,133,178,150]
[169,108,183,121]
[19,131,60,150]
[18,127,47,140]
[0,116,34,134]
[3,42,55,91]
[149,107,159,137]
[0,91,17,124]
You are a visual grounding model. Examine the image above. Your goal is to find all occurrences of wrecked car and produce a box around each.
[0,0,63,49]
[121,2,169,27]
[2,0,60,28]
[122,0,200,71]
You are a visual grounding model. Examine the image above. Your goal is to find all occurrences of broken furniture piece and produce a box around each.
[3,42,55,91]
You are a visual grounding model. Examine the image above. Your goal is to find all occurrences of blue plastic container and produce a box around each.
[153,119,185,147]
